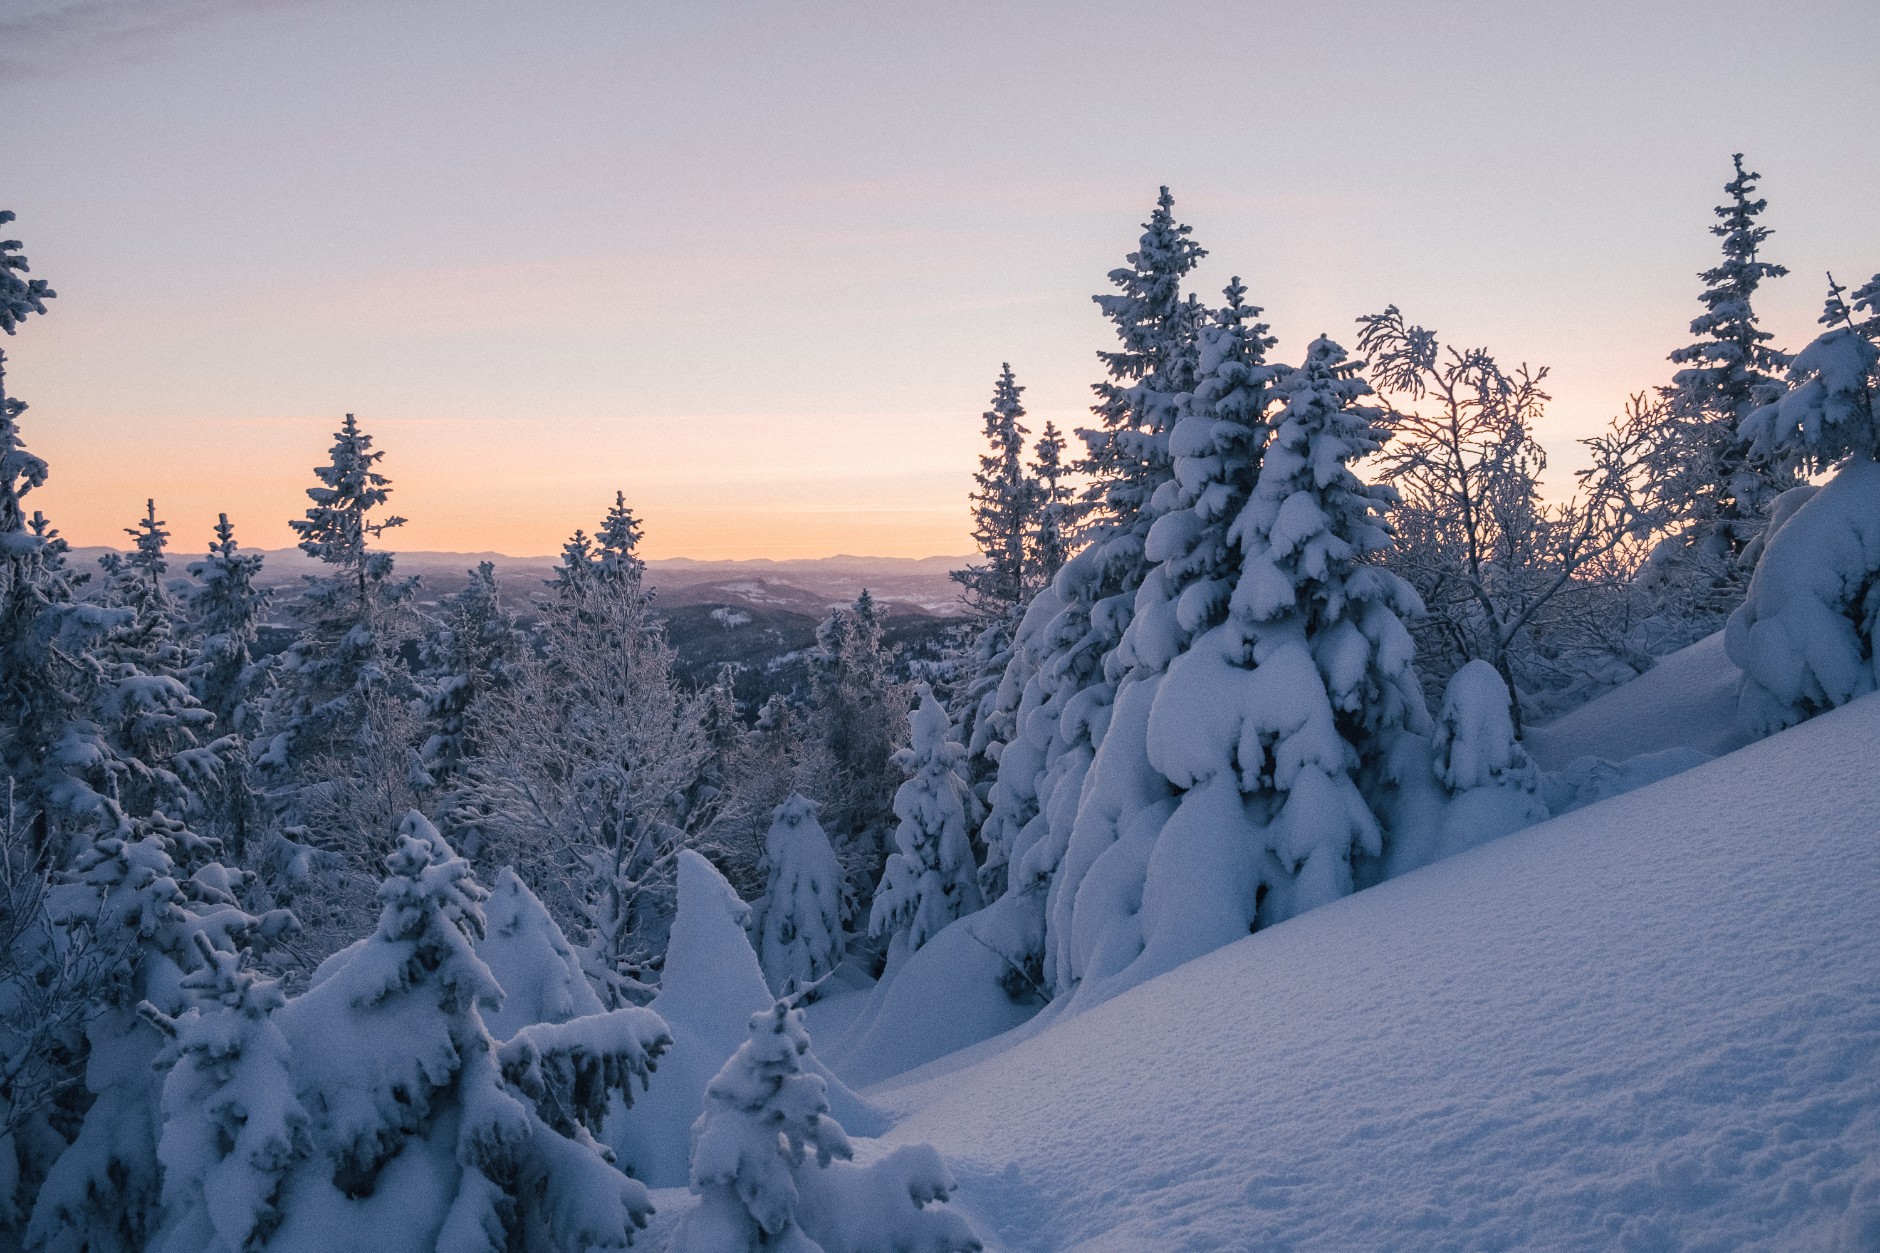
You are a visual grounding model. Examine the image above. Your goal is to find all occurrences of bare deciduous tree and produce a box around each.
[1357,307,1663,728]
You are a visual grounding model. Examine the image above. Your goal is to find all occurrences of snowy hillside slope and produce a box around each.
[875,691,1880,1250]
[1526,631,1750,770]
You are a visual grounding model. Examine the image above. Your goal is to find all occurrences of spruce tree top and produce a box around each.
[551,493,647,597]
[1082,187,1209,531]
[1232,336,1399,630]
[125,498,171,584]
[1,212,55,336]
[954,363,1037,618]
[1742,272,1880,472]
[1669,154,1791,419]
[1148,278,1282,628]
[595,491,646,585]
[188,513,270,647]
[1,212,55,533]
[1093,187,1207,386]
[289,413,405,570]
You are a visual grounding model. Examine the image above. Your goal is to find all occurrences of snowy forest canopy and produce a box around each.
[4,153,1880,1249]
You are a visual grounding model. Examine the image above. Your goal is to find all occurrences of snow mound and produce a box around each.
[876,693,1880,1250]
[1525,630,1749,770]
[831,896,1040,1090]
[610,852,878,1186]
[476,867,603,1041]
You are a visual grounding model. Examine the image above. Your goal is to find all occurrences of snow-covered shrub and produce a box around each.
[755,794,845,998]
[671,1002,851,1253]
[673,1002,979,1253]
[1384,661,1547,877]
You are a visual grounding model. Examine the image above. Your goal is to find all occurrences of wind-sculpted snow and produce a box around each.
[876,693,1880,1249]
[1525,630,1748,771]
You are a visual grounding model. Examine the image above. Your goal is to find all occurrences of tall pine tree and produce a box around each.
[1658,153,1795,561]
[952,364,1038,621]
[971,189,1208,988]
[1028,420,1073,585]
[263,413,416,790]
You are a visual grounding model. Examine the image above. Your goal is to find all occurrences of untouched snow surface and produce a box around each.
[1526,631,1748,770]
[874,691,1880,1250]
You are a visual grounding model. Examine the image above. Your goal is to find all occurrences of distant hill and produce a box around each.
[65,547,975,619]
[67,545,973,711]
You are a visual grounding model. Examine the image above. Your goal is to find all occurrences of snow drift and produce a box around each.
[873,690,1880,1250]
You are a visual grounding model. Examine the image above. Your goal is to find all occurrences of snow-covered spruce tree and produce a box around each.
[0,234,219,852]
[461,496,707,1003]
[1042,279,1283,1000]
[0,214,115,860]
[1429,662,1545,822]
[1728,272,1880,733]
[98,499,175,611]
[144,933,308,1253]
[25,812,273,1253]
[0,217,232,1238]
[673,1002,978,1253]
[1028,419,1073,586]
[91,499,228,831]
[1083,186,1208,537]
[801,590,906,919]
[1654,153,1796,567]
[261,414,424,913]
[960,418,1081,815]
[970,188,1208,992]
[186,515,271,739]
[184,515,273,858]
[1064,335,1431,1005]
[871,686,983,975]
[672,1002,848,1253]
[269,812,672,1252]
[952,364,1039,621]
[950,365,1041,788]
[0,208,54,539]
[755,794,845,998]
[270,415,413,769]
[419,562,530,866]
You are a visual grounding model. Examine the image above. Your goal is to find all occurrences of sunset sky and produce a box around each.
[4,0,1876,559]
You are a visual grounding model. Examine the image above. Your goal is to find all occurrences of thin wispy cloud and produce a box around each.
[0,0,295,73]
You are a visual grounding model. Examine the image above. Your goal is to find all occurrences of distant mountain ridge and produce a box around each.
[65,547,976,618]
